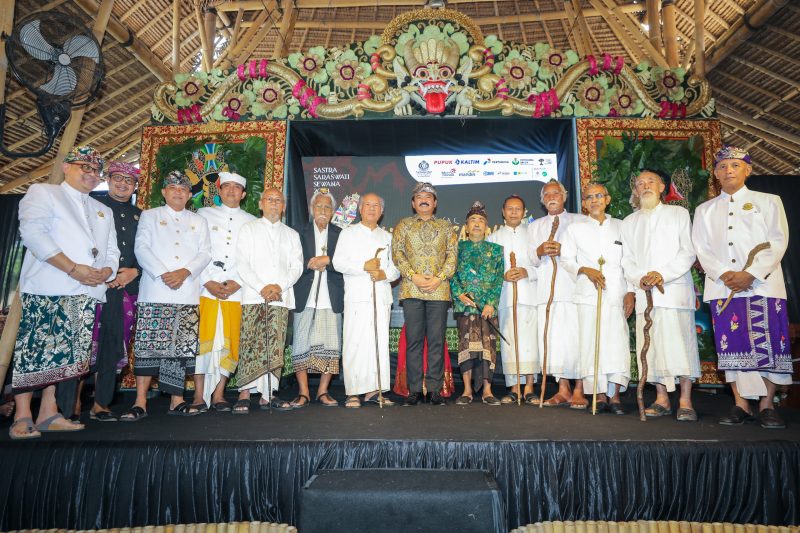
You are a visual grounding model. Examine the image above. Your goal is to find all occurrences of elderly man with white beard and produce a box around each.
[526,179,585,408]
[621,169,700,421]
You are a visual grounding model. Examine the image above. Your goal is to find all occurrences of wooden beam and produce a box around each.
[712,71,800,114]
[119,0,149,22]
[533,0,555,48]
[713,87,800,131]
[587,0,655,66]
[729,56,800,89]
[272,0,299,59]
[705,0,791,72]
[565,0,593,57]
[646,0,662,53]
[717,0,745,15]
[233,5,279,64]
[48,0,117,185]
[135,6,171,38]
[73,0,171,81]
[225,8,271,60]
[661,0,680,67]
[196,5,212,71]
[747,42,800,70]
[763,24,800,43]
[693,0,706,77]
[172,0,181,72]
[717,104,800,157]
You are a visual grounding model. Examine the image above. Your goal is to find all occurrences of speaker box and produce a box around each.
[299,468,506,533]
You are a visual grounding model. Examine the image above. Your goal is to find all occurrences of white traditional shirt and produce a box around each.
[561,215,632,306]
[487,224,537,309]
[526,211,584,305]
[236,218,303,307]
[197,204,257,303]
[306,223,332,310]
[621,203,696,313]
[135,205,212,305]
[692,185,788,302]
[333,222,399,306]
[18,182,119,301]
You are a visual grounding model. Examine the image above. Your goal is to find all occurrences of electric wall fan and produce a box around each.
[0,11,104,158]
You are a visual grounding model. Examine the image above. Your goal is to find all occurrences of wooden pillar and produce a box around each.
[47,0,116,184]
[646,0,662,53]
[0,0,16,391]
[172,0,181,72]
[693,0,706,76]
[195,4,212,71]
[661,0,680,68]
[205,7,217,63]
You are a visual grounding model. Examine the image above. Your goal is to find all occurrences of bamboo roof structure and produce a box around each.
[0,0,798,192]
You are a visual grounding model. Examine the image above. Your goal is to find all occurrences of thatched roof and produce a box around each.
[0,0,797,193]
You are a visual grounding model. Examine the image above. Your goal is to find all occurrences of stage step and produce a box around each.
[512,522,800,533]
[299,468,506,533]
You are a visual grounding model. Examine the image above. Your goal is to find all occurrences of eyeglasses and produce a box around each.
[70,163,103,176]
[110,174,137,185]
[583,193,608,201]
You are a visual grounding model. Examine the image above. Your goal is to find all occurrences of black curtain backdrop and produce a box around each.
[0,194,24,311]
[0,439,798,530]
[747,175,799,323]
[284,118,577,228]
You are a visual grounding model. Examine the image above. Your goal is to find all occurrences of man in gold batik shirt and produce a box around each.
[392,182,458,406]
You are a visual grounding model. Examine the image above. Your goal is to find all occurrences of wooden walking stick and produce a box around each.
[591,256,605,415]
[265,302,273,415]
[718,242,770,314]
[510,252,522,406]
[539,215,560,408]
[637,282,664,422]
[371,247,386,408]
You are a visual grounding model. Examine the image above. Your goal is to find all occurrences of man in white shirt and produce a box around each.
[621,169,700,421]
[123,170,211,420]
[290,189,344,408]
[527,179,585,408]
[234,188,302,413]
[693,146,792,429]
[486,195,539,404]
[561,183,634,415]
[192,172,256,412]
[333,193,400,408]
[11,146,119,439]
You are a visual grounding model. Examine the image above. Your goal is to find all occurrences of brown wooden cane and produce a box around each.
[510,252,521,406]
[637,283,664,422]
[371,247,386,408]
[717,242,771,314]
[538,216,560,408]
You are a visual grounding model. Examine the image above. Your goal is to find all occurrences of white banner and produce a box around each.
[404,154,558,187]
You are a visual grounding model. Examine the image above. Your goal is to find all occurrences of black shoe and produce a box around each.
[608,402,626,416]
[758,408,786,429]
[429,392,446,405]
[593,401,609,413]
[404,392,422,406]
[719,406,754,426]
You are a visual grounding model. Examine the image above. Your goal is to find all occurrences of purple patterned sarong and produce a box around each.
[710,296,792,373]
[91,290,138,370]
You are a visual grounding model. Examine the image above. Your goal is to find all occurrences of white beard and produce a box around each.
[639,193,660,210]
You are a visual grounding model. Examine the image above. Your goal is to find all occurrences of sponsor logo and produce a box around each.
[418,160,430,171]
[483,171,495,176]
[455,159,480,165]
[512,158,520,165]
[433,160,453,165]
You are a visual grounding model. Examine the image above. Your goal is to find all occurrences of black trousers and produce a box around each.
[91,288,127,408]
[402,299,449,394]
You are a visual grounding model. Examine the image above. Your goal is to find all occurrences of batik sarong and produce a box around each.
[133,302,199,395]
[12,293,96,391]
[456,314,497,389]
[711,296,792,373]
[236,303,288,389]
[91,289,137,371]
[292,307,341,374]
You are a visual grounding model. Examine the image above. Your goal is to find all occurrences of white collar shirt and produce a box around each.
[197,204,257,302]
[621,203,696,312]
[526,211,584,304]
[18,182,119,301]
[134,205,212,305]
[236,218,303,307]
[306,223,331,309]
[332,222,399,306]
[486,224,537,308]
[692,185,788,302]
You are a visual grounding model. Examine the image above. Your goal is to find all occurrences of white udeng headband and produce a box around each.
[218,171,247,188]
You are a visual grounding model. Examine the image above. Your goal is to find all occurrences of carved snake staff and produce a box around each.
[718,242,771,314]
[510,252,521,406]
[371,247,386,408]
[637,283,664,422]
[538,215,560,408]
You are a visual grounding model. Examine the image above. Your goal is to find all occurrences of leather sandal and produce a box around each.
[345,396,361,409]
[232,399,250,415]
[9,417,41,440]
[290,394,311,409]
[543,393,570,407]
[90,410,119,422]
[644,403,673,417]
[500,392,519,404]
[36,414,84,432]
[119,406,148,422]
[316,392,339,407]
[455,395,473,405]
[168,402,201,416]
